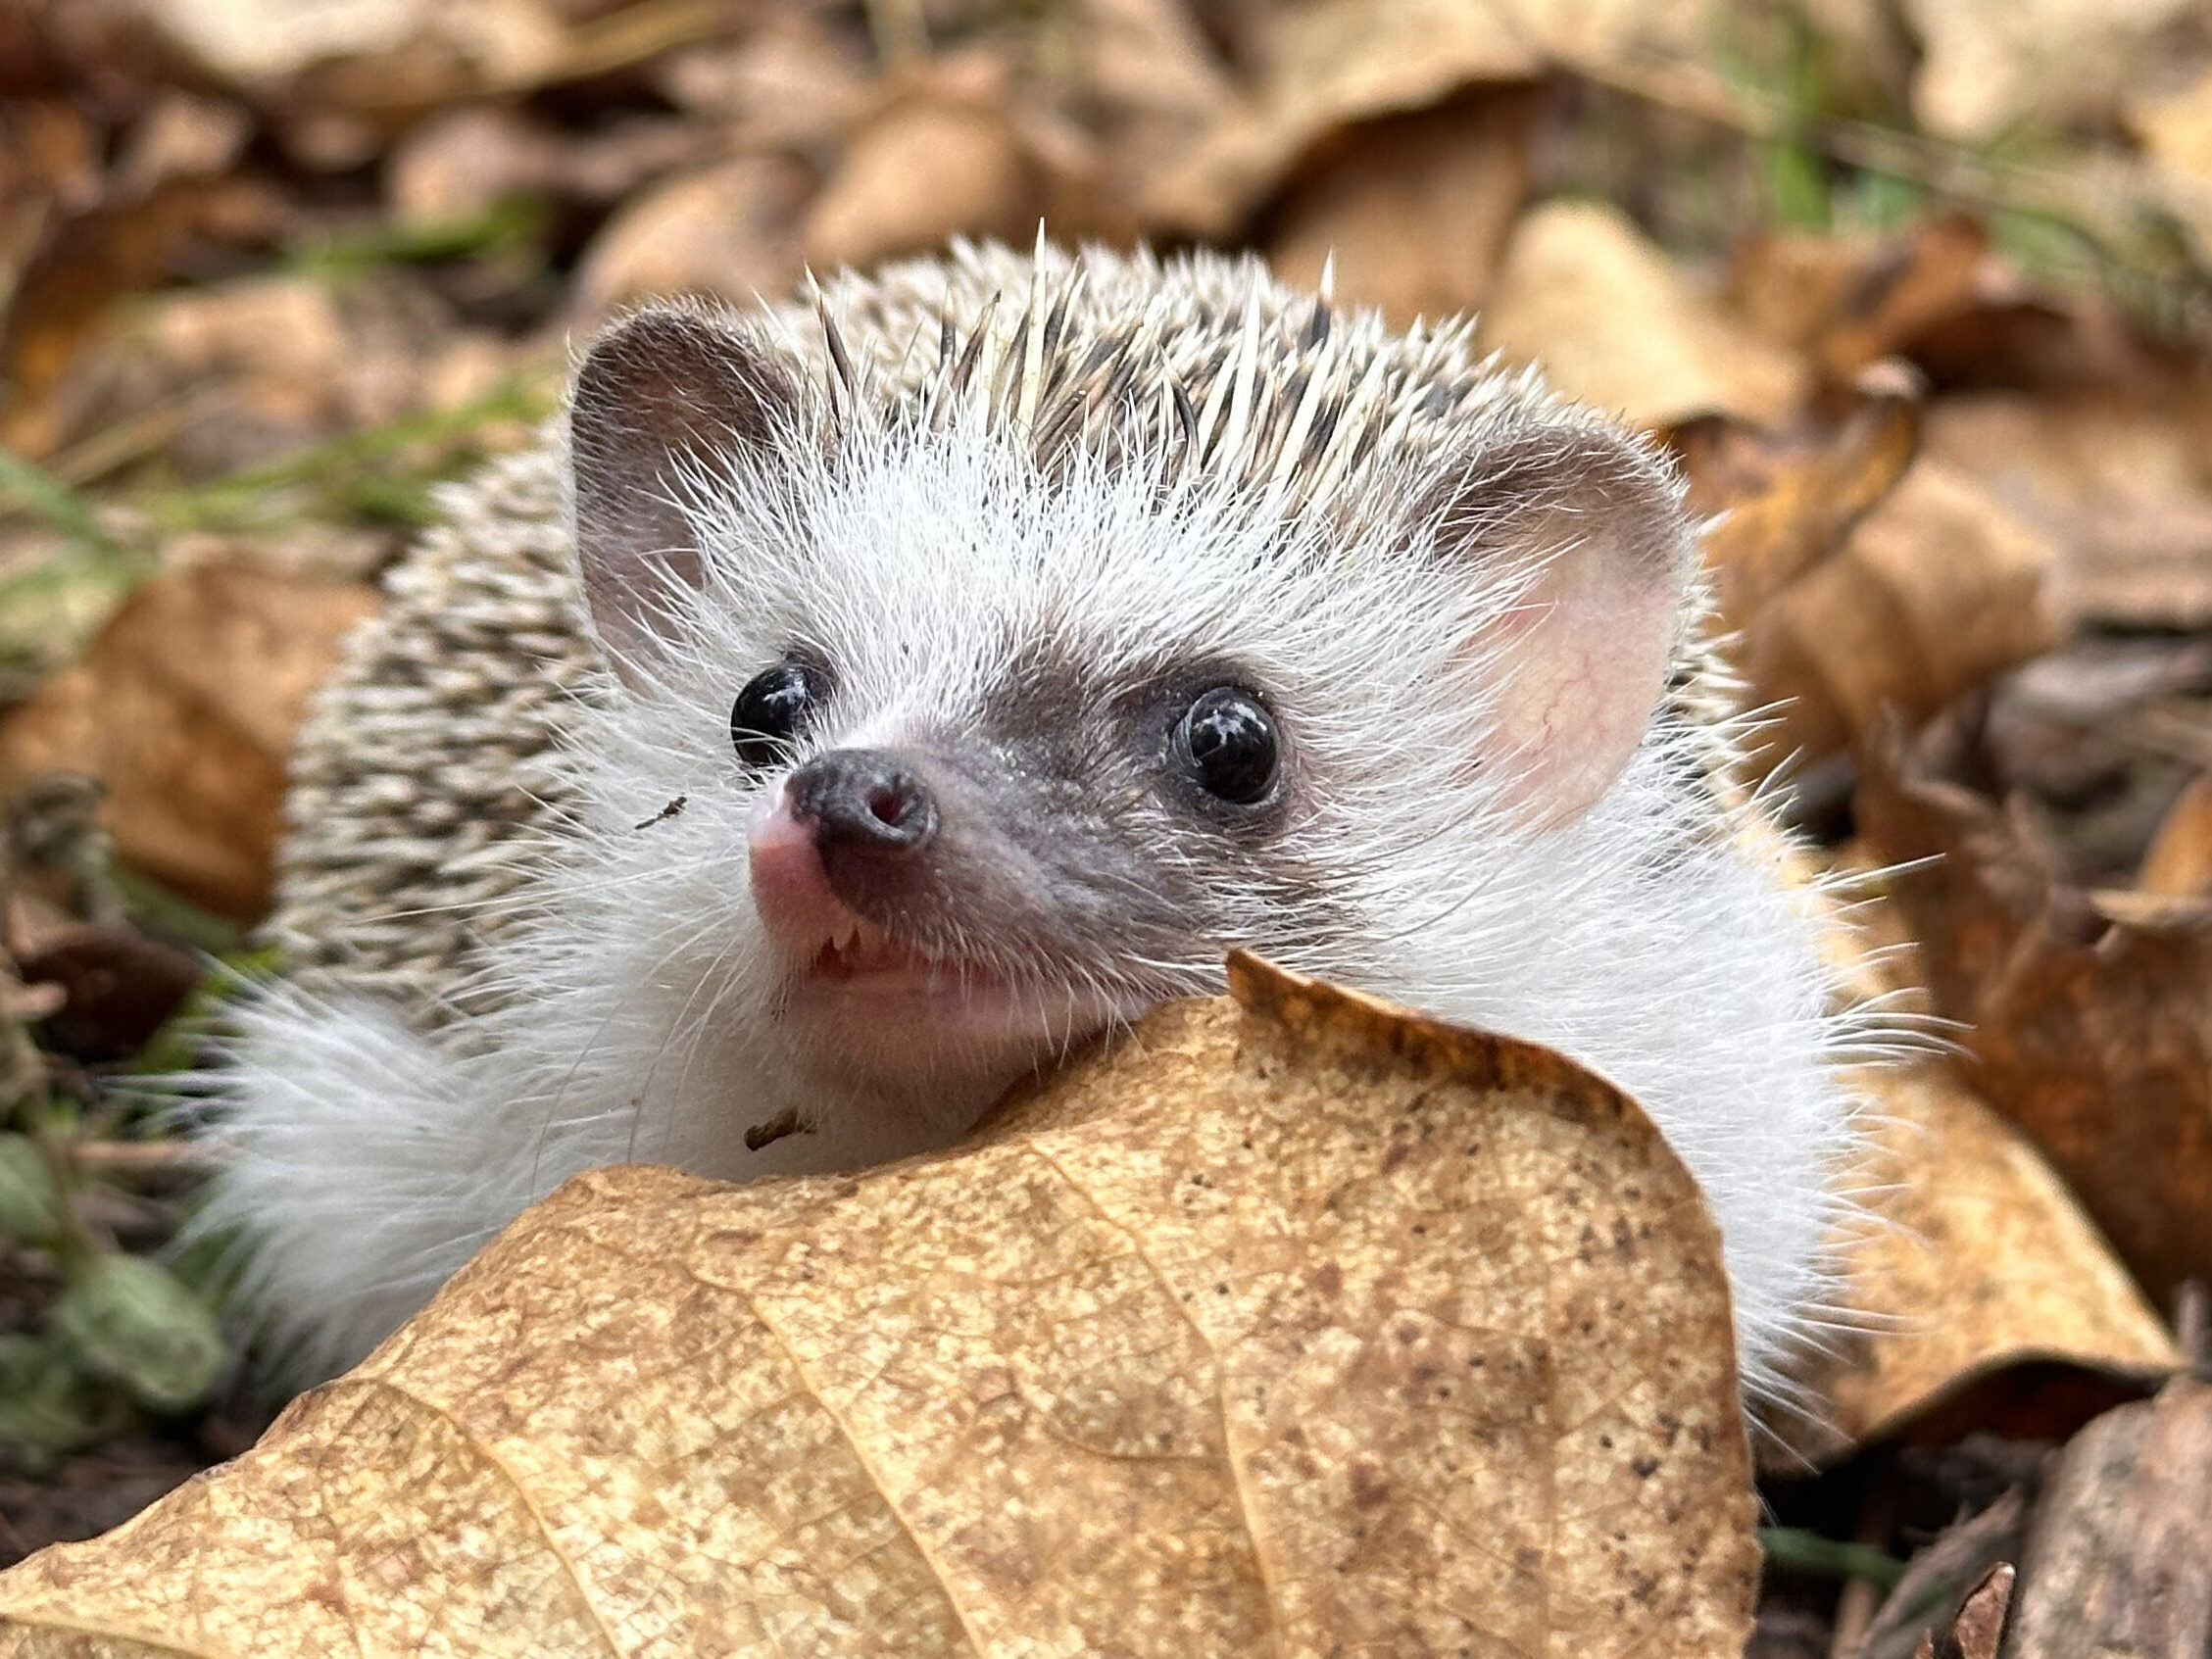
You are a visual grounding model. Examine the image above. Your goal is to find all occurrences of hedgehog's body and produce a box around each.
[204,240,1873,1401]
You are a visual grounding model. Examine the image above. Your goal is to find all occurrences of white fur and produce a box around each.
[192,395,1878,1414]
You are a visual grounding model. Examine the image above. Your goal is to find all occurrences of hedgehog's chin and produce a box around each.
[770,948,1112,1098]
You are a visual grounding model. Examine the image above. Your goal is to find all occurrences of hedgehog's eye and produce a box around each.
[1175,687,1279,805]
[731,659,831,771]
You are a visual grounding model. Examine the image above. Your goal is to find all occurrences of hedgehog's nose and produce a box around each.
[786,750,938,855]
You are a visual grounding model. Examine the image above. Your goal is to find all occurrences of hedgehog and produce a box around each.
[193,237,1884,1405]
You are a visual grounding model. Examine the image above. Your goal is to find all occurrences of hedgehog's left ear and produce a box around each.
[568,306,804,684]
[1420,419,1694,828]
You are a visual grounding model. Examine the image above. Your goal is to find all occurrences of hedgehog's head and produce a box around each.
[559,299,1697,1158]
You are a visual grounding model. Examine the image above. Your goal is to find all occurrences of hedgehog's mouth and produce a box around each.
[806,910,978,986]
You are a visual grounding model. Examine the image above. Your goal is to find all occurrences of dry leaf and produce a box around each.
[1862,1497,2024,1659]
[566,154,811,324]
[1264,85,1539,327]
[38,271,517,480]
[1912,1562,2015,1659]
[1143,0,1542,238]
[0,958,1760,1655]
[1038,0,1234,237]
[1899,0,2199,142]
[802,60,1045,274]
[384,104,706,226]
[1147,0,1723,237]
[2138,771,2212,898]
[1728,215,1994,384]
[1920,390,2212,632]
[0,565,375,918]
[1744,460,2057,763]
[1664,368,1922,633]
[2004,1376,2212,1658]
[651,13,872,150]
[1857,713,2212,1309]
[1477,200,1809,428]
[1781,1063,2179,1465]
[0,95,224,460]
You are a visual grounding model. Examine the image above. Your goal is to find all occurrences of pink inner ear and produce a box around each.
[1483,524,1686,830]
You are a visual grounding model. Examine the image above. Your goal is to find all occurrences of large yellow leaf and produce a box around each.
[0,957,1758,1657]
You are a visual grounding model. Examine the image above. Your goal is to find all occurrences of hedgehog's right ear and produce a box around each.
[568,307,803,684]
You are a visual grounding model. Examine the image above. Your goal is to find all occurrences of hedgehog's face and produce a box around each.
[565,302,1693,1112]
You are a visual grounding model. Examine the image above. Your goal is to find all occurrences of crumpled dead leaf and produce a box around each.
[569,153,811,323]
[0,564,375,918]
[1665,367,1922,634]
[1728,214,1996,385]
[0,957,1760,1655]
[802,55,1046,274]
[0,92,248,460]
[1899,0,2200,142]
[1780,1062,2179,1466]
[1264,85,1539,326]
[1142,0,1543,238]
[1910,1562,2014,1659]
[1744,460,2058,763]
[2002,1375,2212,1659]
[1921,390,2212,633]
[1145,0,1717,237]
[1857,711,2212,1309]
[2138,769,2212,899]
[39,270,518,482]
[1478,200,1809,428]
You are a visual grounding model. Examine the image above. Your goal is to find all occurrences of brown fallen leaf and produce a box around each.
[1744,460,2057,764]
[0,957,1760,1655]
[383,103,708,228]
[2138,771,2212,898]
[651,11,873,149]
[802,55,1045,274]
[2003,1376,2212,1658]
[0,94,234,460]
[1264,85,1540,327]
[39,270,519,482]
[1974,637,2212,889]
[0,564,376,919]
[1478,200,1809,428]
[568,153,811,323]
[1146,0,1722,238]
[1664,366,1922,634]
[1729,214,1994,386]
[1027,0,1234,240]
[1900,0,2199,142]
[1857,710,2212,1309]
[1142,0,1544,239]
[1909,1562,2014,1659]
[1858,1494,2024,1659]
[1920,389,2212,633]
[1780,1063,2179,1466]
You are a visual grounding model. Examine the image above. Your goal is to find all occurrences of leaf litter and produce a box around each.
[2,0,2212,1653]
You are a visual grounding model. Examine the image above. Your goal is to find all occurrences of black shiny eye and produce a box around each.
[1176,687,1279,805]
[730,659,830,770]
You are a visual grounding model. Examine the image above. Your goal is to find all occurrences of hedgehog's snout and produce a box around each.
[764,747,951,938]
